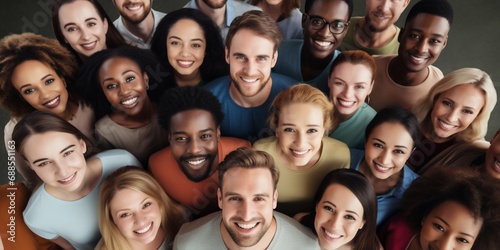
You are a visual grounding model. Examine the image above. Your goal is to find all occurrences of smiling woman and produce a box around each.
[51,0,127,63]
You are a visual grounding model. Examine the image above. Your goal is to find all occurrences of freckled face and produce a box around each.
[430,84,485,143]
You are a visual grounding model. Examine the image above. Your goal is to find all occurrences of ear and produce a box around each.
[272,190,278,209]
[359,219,366,230]
[216,126,221,141]
[217,188,223,209]
[367,79,374,95]
[143,72,149,87]
[103,17,109,34]
[225,47,230,64]
[442,36,448,49]
[403,0,411,9]
[397,28,404,43]
[271,50,278,68]
[301,13,307,28]
[79,138,87,154]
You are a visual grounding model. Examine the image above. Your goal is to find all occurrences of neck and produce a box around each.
[356,17,397,48]
[112,99,156,128]
[196,0,226,27]
[359,160,401,195]
[122,11,155,42]
[174,70,202,87]
[258,2,282,21]
[300,48,333,81]
[389,57,430,86]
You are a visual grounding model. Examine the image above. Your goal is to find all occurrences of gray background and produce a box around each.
[1,0,499,184]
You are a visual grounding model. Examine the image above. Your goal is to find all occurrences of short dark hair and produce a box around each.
[157,86,224,132]
[405,0,454,26]
[365,106,421,148]
[76,46,166,119]
[300,169,379,250]
[218,147,279,191]
[402,168,500,250]
[150,8,228,84]
[225,10,282,52]
[304,0,354,20]
[51,0,127,63]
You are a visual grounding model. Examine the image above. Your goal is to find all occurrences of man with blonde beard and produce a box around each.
[112,0,166,48]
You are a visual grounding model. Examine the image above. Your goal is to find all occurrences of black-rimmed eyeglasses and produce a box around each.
[304,14,349,34]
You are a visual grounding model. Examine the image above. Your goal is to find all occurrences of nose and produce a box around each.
[187,138,202,154]
[38,87,51,99]
[436,235,455,250]
[329,213,342,229]
[415,39,429,54]
[317,22,331,37]
[295,131,306,146]
[54,160,70,177]
[134,212,147,226]
[118,83,131,96]
[240,200,253,221]
[378,149,391,164]
[180,44,190,57]
[378,0,390,12]
[244,60,257,76]
[342,86,354,98]
[79,27,91,41]
[445,108,460,122]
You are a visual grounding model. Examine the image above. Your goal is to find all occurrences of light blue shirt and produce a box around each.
[330,103,376,149]
[113,9,166,49]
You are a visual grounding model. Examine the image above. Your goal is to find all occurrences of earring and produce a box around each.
[146,85,149,90]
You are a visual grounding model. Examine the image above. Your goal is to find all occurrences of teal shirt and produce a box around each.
[330,103,376,149]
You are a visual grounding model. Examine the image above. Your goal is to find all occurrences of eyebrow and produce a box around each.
[172,128,214,135]
[282,123,321,127]
[168,35,204,43]
[116,197,149,214]
[19,74,54,90]
[63,17,98,29]
[224,192,270,198]
[102,70,136,83]
[442,97,479,111]
[323,201,359,216]
[331,77,369,85]
[31,144,75,164]
[434,216,476,239]
[373,138,408,149]
[409,28,446,38]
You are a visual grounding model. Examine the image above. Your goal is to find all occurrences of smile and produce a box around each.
[338,99,356,108]
[44,96,60,108]
[314,40,333,48]
[240,77,259,83]
[58,172,77,184]
[125,4,142,11]
[236,222,258,230]
[81,41,97,50]
[374,163,393,173]
[290,149,311,158]
[187,158,206,165]
[324,228,343,239]
[177,60,194,68]
[438,119,457,130]
[409,54,430,64]
[121,97,138,106]
[134,222,152,234]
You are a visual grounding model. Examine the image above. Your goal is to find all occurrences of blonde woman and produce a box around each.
[254,84,350,216]
[97,167,186,250]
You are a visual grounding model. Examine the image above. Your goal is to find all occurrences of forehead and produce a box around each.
[439,84,485,106]
[308,0,349,21]
[59,0,101,22]
[12,60,57,81]
[169,109,216,131]
[405,13,450,34]
[321,183,364,213]
[22,131,80,160]
[109,188,151,211]
[229,29,275,54]
[222,167,274,193]
[369,122,414,145]
[99,57,141,74]
[279,103,324,124]
[169,18,204,37]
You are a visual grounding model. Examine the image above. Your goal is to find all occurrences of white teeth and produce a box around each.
[60,173,75,183]
[127,5,141,11]
[237,223,257,229]
[493,159,500,169]
[375,163,391,171]
[121,97,138,105]
[292,149,309,155]
[439,120,455,129]
[324,230,342,239]
[46,97,59,106]
[411,55,426,63]
[339,100,355,107]
[187,158,206,165]
[315,41,332,47]
[134,223,152,234]
[178,60,194,66]
[241,77,258,83]
[81,42,96,49]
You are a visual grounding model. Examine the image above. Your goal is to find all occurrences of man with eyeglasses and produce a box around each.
[340,0,410,55]
[272,0,353,93]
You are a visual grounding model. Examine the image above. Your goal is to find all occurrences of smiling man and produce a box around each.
[112,0,166,48]
[174,147,319,250]
[340,0,410,55]
[369,0,453,111]
[149,86,250,219]
[272,0,353,94]
[204,10,296,142]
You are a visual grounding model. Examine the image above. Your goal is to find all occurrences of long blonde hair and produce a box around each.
[98,167,185,250]
[414,68,497,142]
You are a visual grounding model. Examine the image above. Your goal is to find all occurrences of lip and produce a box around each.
[120,96,139,108]
[437,119,458,131]
[408,53,430,65]
[290,148,311,158]
[337,98,356,108]
[490,157,500,173]
[125,4,143,12]
[58,172,77,185]
[371,12,391,21]
[322,227,343,240]
[373,162,393,174]
[239,76,259,84]
[184,157,208,170]
[177,60,194,68]
[235,221,259,232]
[44,96,60,108]
[134,222,153,235]
[312,39,334,51]
[80,41,97,51]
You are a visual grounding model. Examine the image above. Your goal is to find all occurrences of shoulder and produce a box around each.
[254,136,277,149]
[175,212,222,247]
[93,149,142,168]
[220,137,251,148]
[270,73,297,88]
[323,137,349,150]
[204,76,230,93]
[273,212,319,248]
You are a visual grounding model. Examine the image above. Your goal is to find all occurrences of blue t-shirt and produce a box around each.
[330,103,376,149]
[350,149,419,226]
[204,73,295,142]
[273,39,340,93]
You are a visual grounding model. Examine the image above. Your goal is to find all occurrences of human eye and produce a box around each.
[37,161,51,167]
[322,205,334,213]
[106,83,117,90]
[373,142,383,149]
[235,54,246,61]
[62,150,74,157]
[228,196,241,201]
[330,21,346,32]
[257,56,268,62]
[409,33,420,40]
[307,128,318,133]
[45,78,55,85]
[393,149,405,155]
[441,100,452,107]
[200,133,213,140]
[119,212,130,218]
[333,81,344,86]
[430,39,442,44]
[170,41,180,46]
[126,76,135,82]
[310,18,324,27]
[143,202,152,209]
[192,43,202,48]
[462,109,474,115]
[354,84,365,90]
[283,127,295,133]
[66,26,77,32]
[254,197,265,202]
[23,88,35,95]
[87,22,97,27]
[175,136,188,142]
[344,214,356,220]
[433,223,444,232]
[457,237,470,244]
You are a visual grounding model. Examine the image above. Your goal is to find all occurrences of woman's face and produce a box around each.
[22,131,87,194]
[430,84,485,143]
[98,57,149,117]
[485,132,500,179]
[276,102,325,169]
[166,18,206,84]
[419,200,482,250]
[11,60,70,118]
[58,0,108,59]
[110,188,164,248]
[364,122,414,180]
[329,62,373,118]
[315,183,365,250]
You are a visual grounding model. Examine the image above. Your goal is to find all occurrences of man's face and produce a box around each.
[200,0,227,9]
[302,0,350,60]
[218,167,278,247]
[169,109,220,182]
[365,0,410,32]
[398,13,450,73]
[226,29,277,100]
[113,0,152,24]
